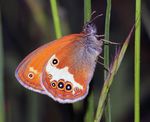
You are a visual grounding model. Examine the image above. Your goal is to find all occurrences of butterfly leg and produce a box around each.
[98,55,104,60]
[95,58,110,73]
[100,39,120,45]
[95,34,105,38]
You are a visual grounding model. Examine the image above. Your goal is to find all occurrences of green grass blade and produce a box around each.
[104,0,111,69]
[104,0,112,121]
[27,94,39,122]
[83,1,94,122]
[134,0,141,121]
[26,0,51,39]
[104,94,111,122]
[84,0,91,23]
[0,11,5,122]
[94,26,134,122]
[84,92,94,122]
[50,0,62,38]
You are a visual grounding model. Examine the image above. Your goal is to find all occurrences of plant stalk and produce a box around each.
[84,0,91,23]
[134,0,141,121]
[50,0,62,38]
[0,11,5,122]
[84,0,94,122]
[104,0,112,121]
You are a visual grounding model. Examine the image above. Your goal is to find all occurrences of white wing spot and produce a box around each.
[29,67,38,74]
[46,55,83,92]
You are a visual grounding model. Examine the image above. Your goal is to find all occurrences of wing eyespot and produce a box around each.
[65,81,73,92]
[51,58,59,66]
[51,80,57,88]
[57,79,65,90]
[28,72,34,79]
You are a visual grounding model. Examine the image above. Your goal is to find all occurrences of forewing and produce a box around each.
[15,34,80,94]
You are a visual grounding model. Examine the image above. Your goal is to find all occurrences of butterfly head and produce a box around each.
[83,22,97,36]
[82,13,103,36]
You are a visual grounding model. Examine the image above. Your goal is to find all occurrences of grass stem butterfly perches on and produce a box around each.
[83,1,94,122]
[103,0,112,120]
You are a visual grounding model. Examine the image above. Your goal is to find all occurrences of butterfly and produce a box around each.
[15,15,107,103]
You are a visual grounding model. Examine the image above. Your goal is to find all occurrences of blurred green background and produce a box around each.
[0,0,150,122]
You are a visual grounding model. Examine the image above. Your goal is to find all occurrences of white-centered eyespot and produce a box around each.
[27,72,34,79]
[51,57,59,66]
[57,79,65,90]
[65,81,73,92]
[51,80,57,88]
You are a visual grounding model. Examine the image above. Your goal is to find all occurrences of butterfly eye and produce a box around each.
[65,82,73,92]
[28,72,34,79]
[57,79,65,90]
[51,80,57,88]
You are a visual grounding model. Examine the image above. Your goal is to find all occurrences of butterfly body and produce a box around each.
[15,22,103,103]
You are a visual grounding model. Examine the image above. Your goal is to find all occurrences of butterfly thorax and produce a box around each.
[81,23,103,58]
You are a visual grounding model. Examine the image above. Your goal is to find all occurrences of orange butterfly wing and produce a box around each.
[15,34,81,94]
[41,33,100,103]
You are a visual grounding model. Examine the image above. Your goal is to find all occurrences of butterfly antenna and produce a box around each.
[90,11,96,17]
[89,13,103,24]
